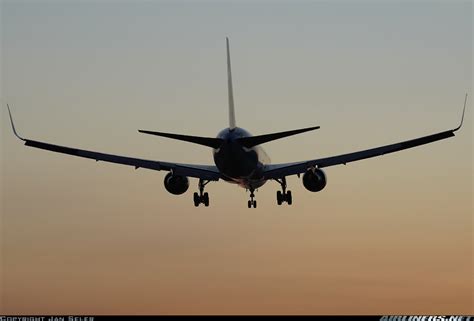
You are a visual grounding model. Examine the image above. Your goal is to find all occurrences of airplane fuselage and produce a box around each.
[213,127,270,190]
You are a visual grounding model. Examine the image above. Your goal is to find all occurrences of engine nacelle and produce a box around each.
[164,172,189,195]
[302,168,327,192]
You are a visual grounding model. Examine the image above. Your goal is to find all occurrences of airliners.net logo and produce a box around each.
[380,317,472,321]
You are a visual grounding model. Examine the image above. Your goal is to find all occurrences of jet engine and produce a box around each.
[164,172,189,195]
[302,168,327,192]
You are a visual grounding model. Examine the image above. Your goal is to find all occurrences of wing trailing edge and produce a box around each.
[263,93,469,179]
[6,104,220,180]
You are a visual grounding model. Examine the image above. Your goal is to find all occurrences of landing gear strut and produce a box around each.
[275,177,292,205]
[193,179,210,207]
[247,188,257,209]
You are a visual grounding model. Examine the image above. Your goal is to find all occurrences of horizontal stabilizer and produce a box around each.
[237,126,320,148]
[138,130,223,149]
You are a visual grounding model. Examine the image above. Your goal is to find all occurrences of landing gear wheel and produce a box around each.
[193,179,211,207]
[247,188,257,208]
[275,177,293,206]
[193,192,200,207]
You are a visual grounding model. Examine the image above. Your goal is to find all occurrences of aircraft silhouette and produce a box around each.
[7,38,468,208]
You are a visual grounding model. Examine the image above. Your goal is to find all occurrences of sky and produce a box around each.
[1,0,472,315]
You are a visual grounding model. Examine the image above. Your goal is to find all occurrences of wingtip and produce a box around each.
[454,93,468,132]
[6,103,25,141]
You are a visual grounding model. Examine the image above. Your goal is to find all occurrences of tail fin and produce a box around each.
[226,37,236,130]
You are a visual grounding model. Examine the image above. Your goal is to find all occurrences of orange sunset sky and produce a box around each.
[1,0,472,315]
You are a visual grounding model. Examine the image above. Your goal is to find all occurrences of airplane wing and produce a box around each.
[264,95,468,180]
[7,105,220,181]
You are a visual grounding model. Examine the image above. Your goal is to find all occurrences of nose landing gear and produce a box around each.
[275,177,292,205]
[193,179,210,207]
[247,188,257,208]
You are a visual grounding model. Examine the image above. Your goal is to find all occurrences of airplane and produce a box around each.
[6,38,468,208]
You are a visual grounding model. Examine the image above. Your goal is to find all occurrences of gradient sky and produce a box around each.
[1,0,472,315]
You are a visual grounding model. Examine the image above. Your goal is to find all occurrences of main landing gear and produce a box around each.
[247,188,257,209]
[275,177,292,205]
[193,179,210,207]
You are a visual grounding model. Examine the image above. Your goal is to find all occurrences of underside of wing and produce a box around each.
[264,94,468,180]
[264,129,456,179]
[7,105,220,180]
[23,139,221,180]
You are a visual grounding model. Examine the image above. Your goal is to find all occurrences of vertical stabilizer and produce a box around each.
[226,37,236,130]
